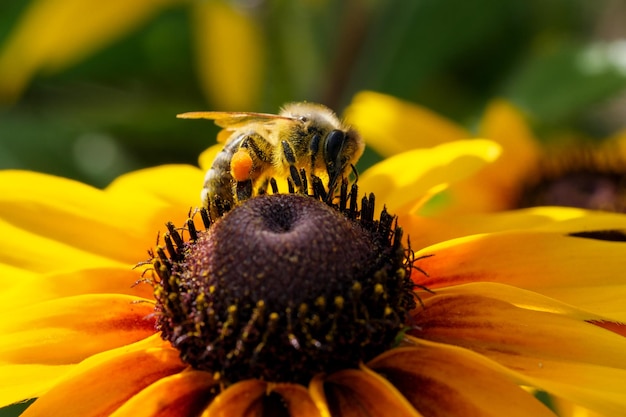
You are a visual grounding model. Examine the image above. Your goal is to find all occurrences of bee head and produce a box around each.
[323,127,364,190]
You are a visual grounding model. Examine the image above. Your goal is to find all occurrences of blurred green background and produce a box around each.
[1,0,626,191]
[1,0,626,415]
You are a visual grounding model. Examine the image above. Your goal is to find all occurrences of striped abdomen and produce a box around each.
[201,134,246,212]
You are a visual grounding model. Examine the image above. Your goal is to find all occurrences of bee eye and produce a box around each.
[324,130,346,166]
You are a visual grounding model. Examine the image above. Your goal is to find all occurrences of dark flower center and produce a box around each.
[517,146,626,212]
[152,187,415,385]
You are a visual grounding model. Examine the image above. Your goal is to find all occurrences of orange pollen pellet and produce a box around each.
[231,149,254,181]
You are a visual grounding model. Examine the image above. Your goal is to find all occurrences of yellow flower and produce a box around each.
[1,138,626,417]
[0,0,265,109]
[345,90,626,215]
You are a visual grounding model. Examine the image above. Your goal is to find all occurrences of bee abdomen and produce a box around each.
[201,135,246,209]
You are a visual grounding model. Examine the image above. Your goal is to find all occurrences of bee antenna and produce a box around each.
[348,164,358,182]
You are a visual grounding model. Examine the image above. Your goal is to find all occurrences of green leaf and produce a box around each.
[504,41,626,127]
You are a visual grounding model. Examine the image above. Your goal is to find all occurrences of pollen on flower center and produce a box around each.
[152,188,416,385]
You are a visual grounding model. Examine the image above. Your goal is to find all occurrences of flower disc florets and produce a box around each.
[152,186,415,385]
[519,146,626,211]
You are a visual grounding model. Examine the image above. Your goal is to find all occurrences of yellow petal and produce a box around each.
[0,215,127,274]
[551,397,609,417]
[500,356,626,416]
[0,170,158,266]
[411,226,626,320]
[0,364,72,407]
[309,369,422,417]
[21,347,185,417]
[368,344,557,417]
[478,99,540,172]
[0,166,204,273]
[106,164,203,208]
[0,294,156,365]
[0,0,184,102]
[109,370,217,417]
[344,91,469,157]
[402,205,626,250]
[359,139,501,215]
[192,0,265,110]
[0,267,153,314]
[408,100,541,214]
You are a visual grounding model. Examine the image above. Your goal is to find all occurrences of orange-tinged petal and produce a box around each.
[368,344,556,417]
[359,140,501,216]
[405,290,626,414]
[309,369,422,417]
[344,91,469,157]
[201,380,320,417]
[0,0,184,102]
[270,383,323,417]
[421,282,618,324]
[109,370,217,417]
[202,379,266,417]
[412,227,626,319]
[400,338,626,417]
[21,347,185,417]
[0,267,152,313]
[0,334,167,407]
[192,0,265,110]
[0,294,156,365]
[409,292,626,370]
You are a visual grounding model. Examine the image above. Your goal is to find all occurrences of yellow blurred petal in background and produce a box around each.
[344,91,470,157]
[0,0,185,103]
[192,0,266,110]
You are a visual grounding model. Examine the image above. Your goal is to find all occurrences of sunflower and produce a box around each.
[1,136,626,417]
[345,90,626,215]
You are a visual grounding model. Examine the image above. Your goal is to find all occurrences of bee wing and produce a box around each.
[179,109,297,126]
[177,111,299,143]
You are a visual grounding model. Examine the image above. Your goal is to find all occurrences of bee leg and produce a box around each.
[309,133,321,171]
[242,134,271,163]
[311,174,327,201]
[281,140,304,192]
[270,178,279,194]
[235,179,254,203]
[210,195,232,219]
[299,168,308,196]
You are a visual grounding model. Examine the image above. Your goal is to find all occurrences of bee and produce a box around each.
[178,102,364,215]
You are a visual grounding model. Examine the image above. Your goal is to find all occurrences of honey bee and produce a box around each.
[178,102,364,215]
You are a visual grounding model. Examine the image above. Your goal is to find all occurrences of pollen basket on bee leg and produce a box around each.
[230,149,254,182]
